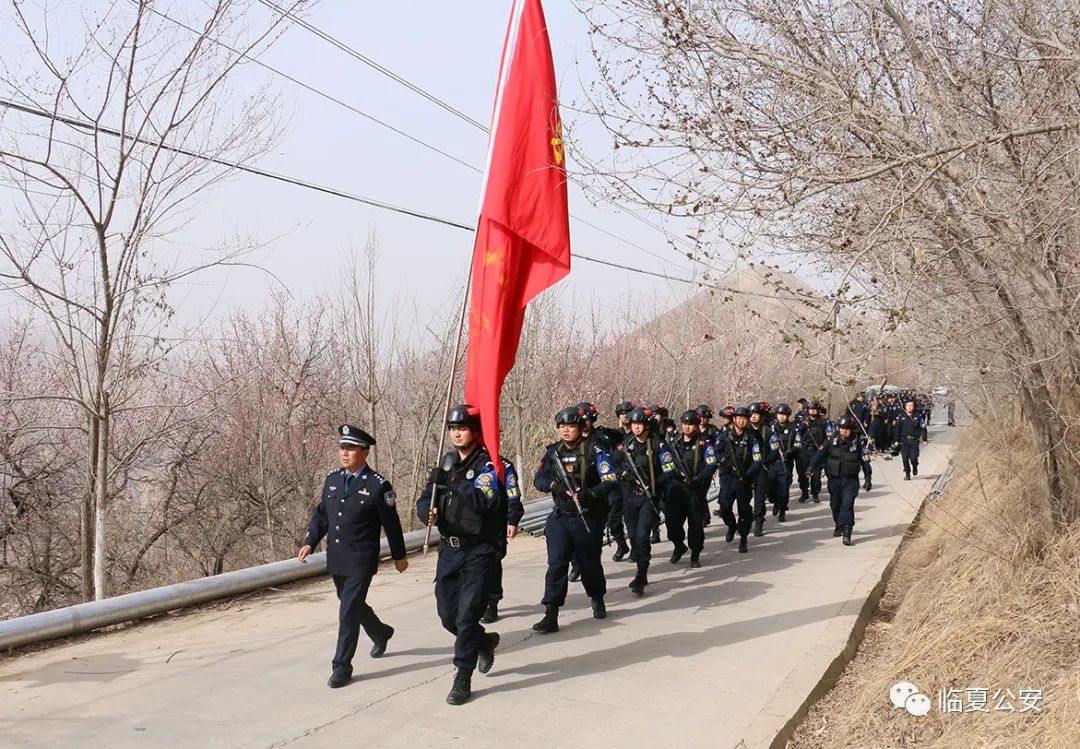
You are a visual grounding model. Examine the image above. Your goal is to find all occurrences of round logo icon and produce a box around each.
[890,682,931,717]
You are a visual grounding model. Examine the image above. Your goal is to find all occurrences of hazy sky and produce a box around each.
[158,0,719,326]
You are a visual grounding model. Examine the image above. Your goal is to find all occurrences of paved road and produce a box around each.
[0,429,955,748]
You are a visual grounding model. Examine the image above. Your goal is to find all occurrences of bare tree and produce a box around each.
[0,0,305,599]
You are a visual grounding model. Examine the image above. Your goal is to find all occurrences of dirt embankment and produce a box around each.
[790,419,1080,748]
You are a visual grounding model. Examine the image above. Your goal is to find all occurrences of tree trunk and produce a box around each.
[81,415,98,601]
[92,393,109,600]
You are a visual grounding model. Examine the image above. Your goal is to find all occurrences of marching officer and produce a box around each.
[416,405,508,706]
[481,454,523,624]
[808,415,872,546]
[748,403,777,536]
[694,404,719,526]
[615,406,676,595]
[771,404,798,522]
[716,407,762,553]
[666,410,718,567]
[894,398,925,479]
[796,401,832,503]
[298,425,408,689]
[531,406,619,633]
[603,401,636,561]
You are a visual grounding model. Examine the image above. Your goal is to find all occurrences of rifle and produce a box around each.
[422,451,456,556]
[623,440,662,514]
[550,450,591,534]
[667,437,697,489]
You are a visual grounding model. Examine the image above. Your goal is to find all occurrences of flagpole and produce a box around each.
[422,262,474,557]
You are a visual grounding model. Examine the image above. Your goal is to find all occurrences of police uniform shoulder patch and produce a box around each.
[384,490,397,507]
[477,473,493,485]
[599,460,612,473]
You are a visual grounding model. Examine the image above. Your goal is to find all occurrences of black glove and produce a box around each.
[429,466,449,487]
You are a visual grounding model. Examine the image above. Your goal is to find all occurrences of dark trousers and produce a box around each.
[542,512,606,606]
[753,469,769,521]
[900,440,920,473]
[623,493,658,568]
[486,537,508,603]
[664,484,704,553]
[435,541,496,671]
[828,475,860,528]
[332,572,389,674]
[607,492,626,543]
[794,450,821,496]
[718,474,753,537]
[769,461,790,513]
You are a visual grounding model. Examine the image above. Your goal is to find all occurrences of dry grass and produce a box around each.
[790,418,1080,748]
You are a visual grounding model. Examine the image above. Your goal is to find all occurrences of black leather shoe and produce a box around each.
[753,520,764,537]
[327,670,352,689]
[446,668,472,705]
[725,526,736,543]
[863,479,872,491]
[369,626,394,658]
[670,542,688,564]
[738,537,748,553]
[477,632,500,674]
[798,493,808,503]
[480,599,499,624]
[591,597,607,619]
[532,606,559,633]
[903,473,911,481]
[912,467,918,476]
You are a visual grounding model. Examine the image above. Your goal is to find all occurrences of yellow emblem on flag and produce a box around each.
[551,117,564,167]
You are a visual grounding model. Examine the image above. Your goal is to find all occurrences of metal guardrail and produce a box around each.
[0,498,555,652]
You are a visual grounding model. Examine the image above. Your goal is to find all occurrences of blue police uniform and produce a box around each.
[616,432,676,576]
[751,424,780,528]
[796,416,833,501]
[303,428,406,681]
[809,432,872,535]
[416,445,506,673]
[534,438,619,608]
[665,434,717,559]
[717,426,762,543]
[894,411,925,477]
[484,457,523,617]
[772,420,799,515]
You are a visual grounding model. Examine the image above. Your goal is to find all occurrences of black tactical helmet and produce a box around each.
[733,406,751,418]
[555,406,586,426]
[774,403,792,414]
[747,403,763,415]
[654,404,669,418]
[680,410,701,425]
[628,406,653,424]
[721,405,735,419]
[614,400,636,415]
[577,402,599,422]
[446,404,481,431]
[694,404,713,419]
[836,415,857,429]
[808,400,822,410]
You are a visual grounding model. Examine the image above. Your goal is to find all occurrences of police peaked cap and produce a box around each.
[680,410,701,425]
[338,424,375,448]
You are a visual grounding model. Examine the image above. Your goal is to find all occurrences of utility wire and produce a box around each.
[0,97,718,290]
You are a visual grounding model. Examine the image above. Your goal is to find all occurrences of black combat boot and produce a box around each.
[689,552,701,568]
[812,493,820,503]
[725,525,736,543]
[670,541,688,564]
[799,491,809,503]
[912,465,918,477]
[738,536,748,553]
[833,526,843,537]
[480,598,499,624]
[903,472,911,481]
[753,519,764,537]
[650,527,661,544]
[446,668,472,705]
[842,526,854,546]
[591,597,607,619]
[613,539,630,562]
[477,632,500,674]
[778,510,787,522]
[568,561,581,583]
[629,566,648,596]
[532,605,559,633]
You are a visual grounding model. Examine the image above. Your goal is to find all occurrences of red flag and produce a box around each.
[464,0,571,478]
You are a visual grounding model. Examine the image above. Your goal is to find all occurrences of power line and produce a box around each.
[254,0,487,131]
[0,97,713,289]
[253,0,716,267]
